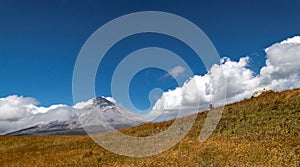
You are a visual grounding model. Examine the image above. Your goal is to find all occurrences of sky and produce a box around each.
[1,0,300,107]
[0,1,300,133]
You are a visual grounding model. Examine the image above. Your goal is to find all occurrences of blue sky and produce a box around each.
[1,0,300,108]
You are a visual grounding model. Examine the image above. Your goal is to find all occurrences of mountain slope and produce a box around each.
[0,89,299,166]
[5,97,144,136]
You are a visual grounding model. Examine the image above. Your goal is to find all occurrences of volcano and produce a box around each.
[5,97,145,136]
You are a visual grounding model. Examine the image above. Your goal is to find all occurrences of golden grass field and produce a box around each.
[0,89,299,166]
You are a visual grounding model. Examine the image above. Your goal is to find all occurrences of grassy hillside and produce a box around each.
[0,89,299,166]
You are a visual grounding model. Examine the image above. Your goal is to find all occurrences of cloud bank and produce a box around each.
[0,95,73,134]
[150,36,300,116]
[0,36,299,134]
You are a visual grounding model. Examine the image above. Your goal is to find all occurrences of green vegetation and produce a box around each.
[0,89,299,166]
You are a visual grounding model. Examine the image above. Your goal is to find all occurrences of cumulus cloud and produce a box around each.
[0,95,73,134]
[149,56,257,118]
[0,95,39,121]
[260,36,300,89]
[149,36,300,117]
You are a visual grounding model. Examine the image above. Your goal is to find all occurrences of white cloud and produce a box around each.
[150,56,258,118]
[164,65,186,78]
[149,36,300,117]
[279,36,300,45]
[0,95,39,121]
[73,99,94,109]
[260,36,300,90]
[35,104,68,114]
[0,95,74,134]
